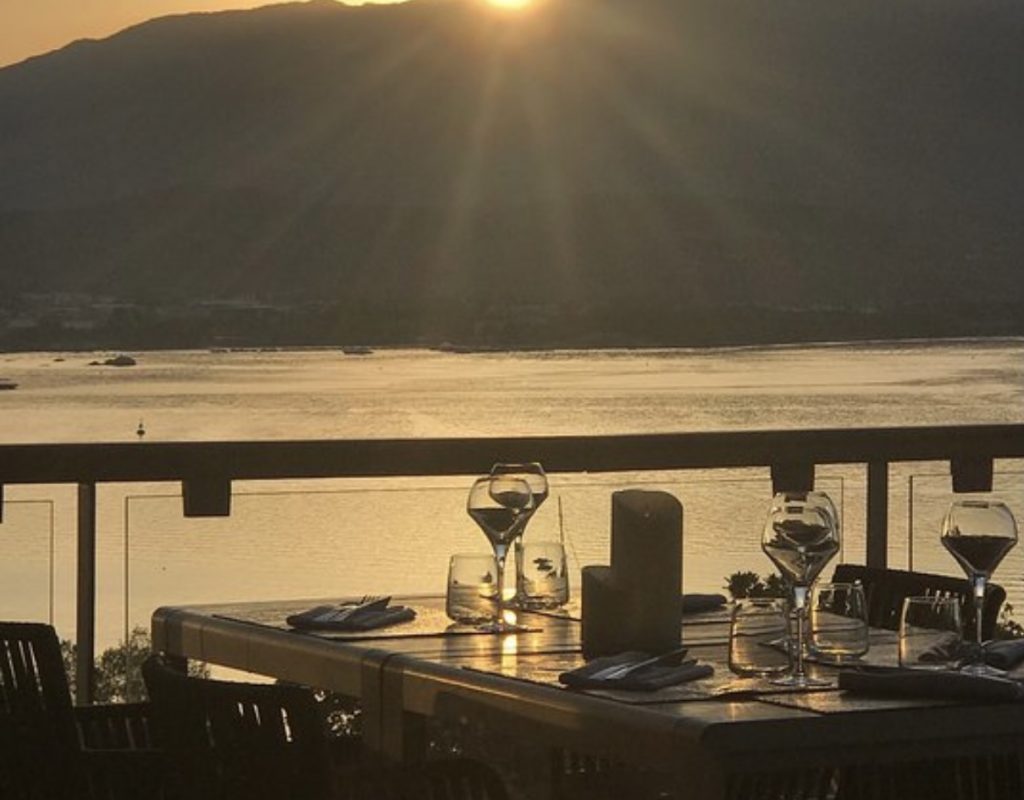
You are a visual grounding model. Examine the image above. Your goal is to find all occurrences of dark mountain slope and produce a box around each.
[1,0,1022,345]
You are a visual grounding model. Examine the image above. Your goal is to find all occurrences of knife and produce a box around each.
[328,595,391,624]
[589,647,691,681]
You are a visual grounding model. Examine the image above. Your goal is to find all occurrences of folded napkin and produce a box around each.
[839,666,1024,702]
[559,650,713,691]
[984,639,1024,671]
[918,633,964,665]
[286,599,416,632]
[681,593,728,615]
[920,637,1024,671]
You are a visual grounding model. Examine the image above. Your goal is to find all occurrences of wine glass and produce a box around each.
[466,475,534,632]
[941,499,1018,676]
[761,491,841,687]
[490,462,549,521]
[489,463,549,604]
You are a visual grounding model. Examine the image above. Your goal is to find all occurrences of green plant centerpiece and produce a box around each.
[725,570,787,600]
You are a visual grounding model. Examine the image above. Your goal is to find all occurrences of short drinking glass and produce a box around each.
[446,553,500,625]
[899,596,963,670]
[729,598,791,677]
[809,582,869,664]
[516,541,569,609]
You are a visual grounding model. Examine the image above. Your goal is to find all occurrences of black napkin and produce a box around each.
[681,593,728,615]
[919,637,1024,671]
[839,666,1024,702]
[559,650,713,691]
[286,601,416,632]
[917,632,964,665]
[984,639,1024,670]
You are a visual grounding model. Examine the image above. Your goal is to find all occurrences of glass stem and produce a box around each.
[792,585,809,680]
[493,543,508,615]
[513,535,525,600]
[973,574,987,660]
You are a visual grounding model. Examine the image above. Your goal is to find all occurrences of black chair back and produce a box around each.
[143,654,335,800]
[0,622,82,800]
[831,564,1005,639]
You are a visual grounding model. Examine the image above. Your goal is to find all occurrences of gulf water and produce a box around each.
[0,339,1021,649]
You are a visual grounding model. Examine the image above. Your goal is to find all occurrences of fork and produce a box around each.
[589,646,691,682]
[332,595,390,623]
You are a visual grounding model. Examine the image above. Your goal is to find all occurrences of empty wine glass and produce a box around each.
[490,462,548,523]
[761,491,841,687]
[466,475,534,632]
[490,462,549,605]
[941,499,1018,676]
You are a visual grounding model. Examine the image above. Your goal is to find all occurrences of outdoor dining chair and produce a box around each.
[142,654,509,800]
[830,564,1005,639]
[142,654,338,800]
[0,621,164,800]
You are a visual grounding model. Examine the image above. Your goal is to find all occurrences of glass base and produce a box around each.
[770,672,833,688]
[811,652,865,666]
[959,661,1007,678]
[476,619,529,633]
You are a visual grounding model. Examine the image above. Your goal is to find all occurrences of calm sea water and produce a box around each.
[0,340,1021,650]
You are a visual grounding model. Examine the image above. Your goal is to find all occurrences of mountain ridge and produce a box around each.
[1,0,1022,348]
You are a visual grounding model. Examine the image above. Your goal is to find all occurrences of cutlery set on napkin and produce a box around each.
[286,596,416,632]
[839,665,1024,701]
[919,636,1024,671]
[559,646,713,691]
[839,638,1024,701]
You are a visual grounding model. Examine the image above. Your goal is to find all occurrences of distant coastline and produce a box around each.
[1,302,1022,355]
[2,335,1021,360]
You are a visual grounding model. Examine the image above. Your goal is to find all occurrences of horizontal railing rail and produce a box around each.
[1,422,1022,703]
[1,423,1022,483]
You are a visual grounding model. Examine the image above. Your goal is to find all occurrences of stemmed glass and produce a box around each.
[489,463,549,604]
[490,462,549,524]
[941,499,1018,676]
[761,491,841,687]
[466,475,534,632]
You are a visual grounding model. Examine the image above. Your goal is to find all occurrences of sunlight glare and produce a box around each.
[486,0,533,10]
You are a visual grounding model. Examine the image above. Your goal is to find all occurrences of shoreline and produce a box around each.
[2,334,1022,360]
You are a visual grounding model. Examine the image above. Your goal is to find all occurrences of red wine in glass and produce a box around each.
[466,475,533,632]
[941,499,1018,676]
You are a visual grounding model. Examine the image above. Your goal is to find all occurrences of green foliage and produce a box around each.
[96,626,151,703]
[724,570,787,600]
[61,626,209,703]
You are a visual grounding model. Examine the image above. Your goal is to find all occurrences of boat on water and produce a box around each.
[0,379,17,390]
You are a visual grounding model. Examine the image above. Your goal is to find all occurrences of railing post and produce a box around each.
[866,461,889,568]
[951,456,994,493]
[907,474,915,571]
[76,482,97,705]
[770,462,815,494]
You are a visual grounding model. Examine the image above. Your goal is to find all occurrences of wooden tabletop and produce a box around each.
[152,595,1024,799]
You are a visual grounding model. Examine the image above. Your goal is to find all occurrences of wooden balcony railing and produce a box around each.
[1,422,1022,702]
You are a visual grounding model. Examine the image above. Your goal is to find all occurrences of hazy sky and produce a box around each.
[0,0,401,68]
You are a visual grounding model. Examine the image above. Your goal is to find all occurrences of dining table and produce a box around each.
[151,595,1024,800]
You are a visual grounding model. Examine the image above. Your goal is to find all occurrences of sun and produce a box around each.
[486,0,533,9]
